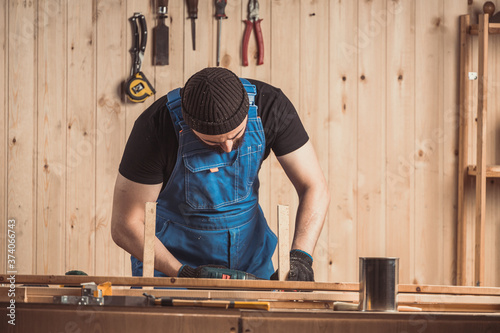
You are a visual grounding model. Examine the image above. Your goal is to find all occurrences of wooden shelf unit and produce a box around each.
[457,13,500,287]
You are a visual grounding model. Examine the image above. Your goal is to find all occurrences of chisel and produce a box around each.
[186,0,198,50]
[215,0,227,66]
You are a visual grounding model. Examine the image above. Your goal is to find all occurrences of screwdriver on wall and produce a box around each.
[215,0,227,66]
[186,0,198,50]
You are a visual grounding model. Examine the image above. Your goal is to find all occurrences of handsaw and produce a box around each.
[153,0,169,65]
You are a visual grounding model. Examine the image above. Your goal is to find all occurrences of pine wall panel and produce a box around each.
[0,0,8,275]
[2,0,499,287]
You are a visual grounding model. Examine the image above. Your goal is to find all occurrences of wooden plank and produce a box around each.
[36,0,67,275]
[399,293,500,305]
[487,3,499,288]
[357,0,386,258]
[0,286,27,303]
[385,0,415,285]
[299,0,329,281]
[143,202,156,277]
[125,0,156,132]
[397,283,500,296]
[484,1,500,287]
[269,0,300,271]
[121,0,158,275]
[277,205,289,281]
[329,0,358,283]
[443,0,468,287]
[414,0,445,285]
[141,0,185,279]
[8,285,500,311]
[153,0,185,97]
[465,0,480,287]
[1,304,241,333]
[468,24,500,35]
[215,0,241,72]
[0,274,359,291]
[8,0,37,275]
[94,0,127,277]
[183,0,213,79]
[240,312,500,333]
[115,288,357,302]
[411,303,500,312]
[467,165,500,177]
[0,0,6,275]
[457,15,471,286]
[8,286,356,303]
[488,21,500,288]
[240,0,271,226]
[66,0,96,275]
[475,13,488,287]
[4,278,500,297]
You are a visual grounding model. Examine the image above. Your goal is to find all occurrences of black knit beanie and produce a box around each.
[181,67,249,135]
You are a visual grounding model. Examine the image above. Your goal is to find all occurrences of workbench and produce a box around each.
[1,275,499,332]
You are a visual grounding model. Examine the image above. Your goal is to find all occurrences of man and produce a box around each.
[111,67,329,281]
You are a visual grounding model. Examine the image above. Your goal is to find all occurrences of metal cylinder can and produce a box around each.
[359,257,399,311]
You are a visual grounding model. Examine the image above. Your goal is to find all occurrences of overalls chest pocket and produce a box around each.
[183,144,262,210]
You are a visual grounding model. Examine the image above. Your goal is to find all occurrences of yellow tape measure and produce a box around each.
[125,71,156,103]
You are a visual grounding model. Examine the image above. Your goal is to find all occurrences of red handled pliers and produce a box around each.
[242,0,264,66]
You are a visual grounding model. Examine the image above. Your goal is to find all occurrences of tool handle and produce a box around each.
[234,301,270,311]
[129,16,139,53]
[158,0,168,14]
[254,19,264,65]
[215,0,227,19]
[137,14,148,53]
[187,0,199,19]
[242,20,253,66]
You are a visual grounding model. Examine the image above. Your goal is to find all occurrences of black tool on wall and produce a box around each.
[154,0,169,65]
[215,0,227,66]
[125,13,156,103]
[186,0,199,50]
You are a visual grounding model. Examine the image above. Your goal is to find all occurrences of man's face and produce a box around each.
[192,116,248,154]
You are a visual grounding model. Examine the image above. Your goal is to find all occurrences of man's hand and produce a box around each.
[270,249,315,281]
[288,249,314,281]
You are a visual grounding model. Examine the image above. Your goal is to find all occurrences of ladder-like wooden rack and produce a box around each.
[458,13,500,287]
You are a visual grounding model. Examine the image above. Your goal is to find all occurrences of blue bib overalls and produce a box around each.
[131,79,277,279]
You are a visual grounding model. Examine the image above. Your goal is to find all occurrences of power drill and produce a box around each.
[197,266,259,280]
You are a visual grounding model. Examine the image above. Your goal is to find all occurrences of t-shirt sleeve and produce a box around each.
[270,90,309,157]
[251,79,309,158]
[118,95,173,185]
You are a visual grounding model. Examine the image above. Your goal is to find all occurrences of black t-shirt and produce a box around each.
[119,79,309,188]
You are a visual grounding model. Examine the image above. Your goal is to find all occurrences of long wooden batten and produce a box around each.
[2,274,500,296]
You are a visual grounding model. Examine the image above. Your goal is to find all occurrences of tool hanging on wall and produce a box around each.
[242,0,264,66]
[125,13,156,103]
[153,0,169,65]
[186,0,199,50]
[215,0,227,66]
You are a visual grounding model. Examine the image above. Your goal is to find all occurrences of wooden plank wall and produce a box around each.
[1,0,499,287]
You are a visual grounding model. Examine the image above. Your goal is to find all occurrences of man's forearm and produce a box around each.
[112,220,183,277]
[291,184,330,255]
